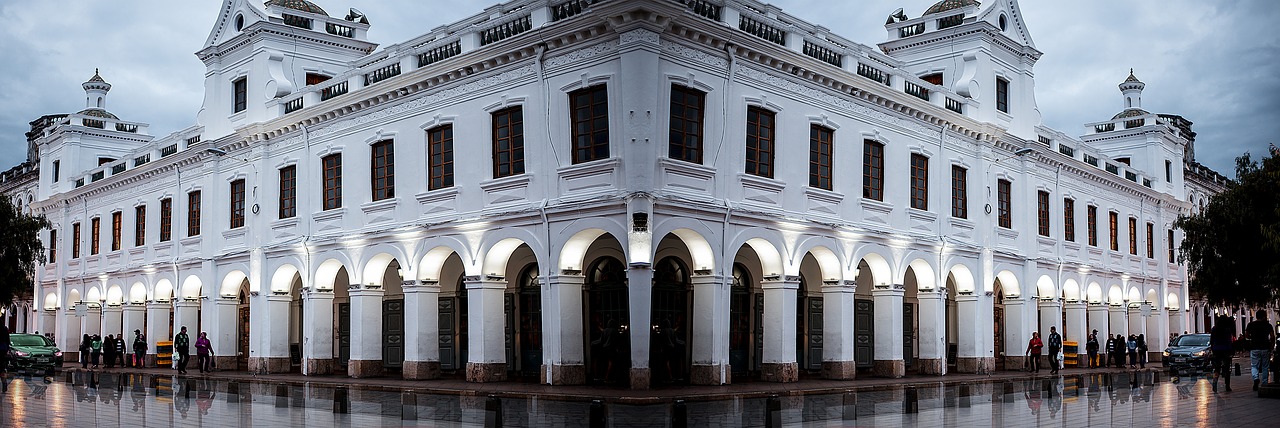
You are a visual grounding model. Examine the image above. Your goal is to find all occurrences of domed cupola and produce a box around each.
[1113,69,1148,119]
[924,0,981,15]
[79,69,118,120]
[264,0,327,16]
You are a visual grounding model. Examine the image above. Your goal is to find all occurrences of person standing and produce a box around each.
[1113,334,1127,368]
[132,330,148,369]
[90,335,103,368]
[1026,332,1044,373]
[1136,334,1148,368]
[1245,310,1276,391]
[1,323,11,393]
[1210,315,1236,392]
[1104,334,1116,368]
[79,334,92,369]
[114,335,127,368]
[1126,335,1138,368]
[1087,331,1100,368]
[174,326,191,374]
[103,335,117,369]
[1047,327,1062,374]
[195,332,212,373]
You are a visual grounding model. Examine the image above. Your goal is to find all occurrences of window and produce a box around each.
[230,179,246,228]
[305,73,330,86]
[1152,222,1162,256]
[108,212,122,251]
[72,223,81,258]
[570,85,610,163]
[996,77,1009,113]
[91,217,100,255]
[997,179,1012,228]
[1168,229,1175,262]
[745,107,775,178]
[188,191,202,237]
[1036,191,1050,237]
[427,126,454,190]
[1129,217,1138,255]
[492,107,525,178]
[279,166,296,219]
[370,140,395,201]
[1087,205,1098,246]
[809,125,833,190]
[233,77,247,113]
[322,154,342,210]
[1109,211,1119,251]
[863,140,884,201]
[921,73,943,86]
[951,166,967,218]
[135,206,146,246]
[1165,160,1173,183]
[1063,198,1075,242]
[669,85,705,163]
[910,154,929,210]
[160,198,172,242]
[49,230,56,263]
[52,160,60,182]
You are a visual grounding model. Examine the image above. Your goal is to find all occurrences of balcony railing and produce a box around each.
[937,14,964,30]
[1084,154,1099,167]
[83,119,104,129]
[1058,144,1075,157]
[111,164,126,175]
[1125,171,1138,182]
[326,22,354,38]
[903,81,930,101]
[1095,123,1115,133]
[115,123,138,133]
[802,40,841,67]
[857,63,891,86]
[1038,135,1052,146]
[186,135,201,145]
[321,81,348,101]
[91,171,104,182]
[134,154,150,167]
[284,97,304,114]
[945,97,964,114]
[479,14,532,46]
[739,15,786,46]
[552,0,603,21]
[1105,163,1119,175]
[161,144,178,158]
[418,41,462,68]
[1124,118,1145,129]
[282,14,313,30]
[364,63,401,86]
[899,23,925,38]
[674,0,721,21]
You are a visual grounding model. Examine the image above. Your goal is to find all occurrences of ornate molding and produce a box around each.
[544,40,619,68]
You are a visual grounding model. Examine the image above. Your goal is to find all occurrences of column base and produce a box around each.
[403,361,441,380]
[466,362,508,383]
[917,358,945,375]
[146,354,158,368]
[546,363,586,385]
[214,356,237,371]
[872,359,905,378]
[956,357,996,374]
[760,362,799,383]
[305,358,334,375]
[1147,352,1163,364]
[247,357,292,374]
[1004,356,1028,371]
[348,359,383,378]
[629,367,651,389]
[690,363,730,385]
[822,361,857,380]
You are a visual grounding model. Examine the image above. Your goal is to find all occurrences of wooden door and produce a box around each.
[382,299,404,369]
[855,299,873,368]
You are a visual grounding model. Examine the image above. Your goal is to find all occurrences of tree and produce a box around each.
[0,196,50,307]
[1176,149,1280,307]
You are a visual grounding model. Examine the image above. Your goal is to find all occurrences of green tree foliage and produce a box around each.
[1176,149,1280,307]
[1,196,51,307]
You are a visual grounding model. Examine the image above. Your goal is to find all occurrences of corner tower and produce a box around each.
[878,0,1042,138]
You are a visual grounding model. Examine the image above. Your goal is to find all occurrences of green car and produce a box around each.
[6,334,64,372]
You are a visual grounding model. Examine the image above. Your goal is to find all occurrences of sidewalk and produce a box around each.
[57,363,1172,404]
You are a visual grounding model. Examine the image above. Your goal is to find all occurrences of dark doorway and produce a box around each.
[337,302,350,367]
[651,257,691,384]
[903,302,915,369]
[237,291,250,371]
[854,299,874,368]
[586,257,629,384]
[728,263,757,377]
[382,299,405,370]
[515,265,542,377]
[438,297,457,371]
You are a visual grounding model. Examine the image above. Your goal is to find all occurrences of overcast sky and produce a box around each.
[1,0,1276,178]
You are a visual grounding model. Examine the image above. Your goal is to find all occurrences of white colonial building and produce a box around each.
[6,0,1250,388]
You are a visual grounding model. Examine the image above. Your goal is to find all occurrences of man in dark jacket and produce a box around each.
[1104,334,1115,368]
[174,326,191,374]
[132,330,148,369]
[0,324,11,392]
[1086,331,1100,368]
[1047,327,1062,374]
[1244,310,1275,390]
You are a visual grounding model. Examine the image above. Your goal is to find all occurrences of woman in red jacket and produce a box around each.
[1026,332,1044,373]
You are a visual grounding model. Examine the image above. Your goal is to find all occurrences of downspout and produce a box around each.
[300,124,314,375]
[937,122,947,375]
[718,41,738,384]
[532,44,558,384]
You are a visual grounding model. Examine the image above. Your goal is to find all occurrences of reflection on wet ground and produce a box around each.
[2,370,1278,427]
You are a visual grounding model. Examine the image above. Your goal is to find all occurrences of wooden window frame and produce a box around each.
[492,107,525,178]
[668,85,705,164]
[428,125,454,190]
[1168,229,1176,262]
[279,166,297,219]
[160,198,172,242]
[745,106,775,178]
[188,191,202,237]
[134,205,146,246]
[230,179,246,229]
[370,140,395,201]
[863,140,884,201]
[72,223,80,258]
[91,217,100,255]
[570,85,610,164]
[49,229,57,263]
[1129,217,1138,255]
[951,165,967,219]
[809,125,833,190]
[111,211,122,251]
[1087,205,1098,247]
[322,154,343,210]
[996,77,1009,113]
[233,77,247,113]
[1063,198,1075,242]
[1146,222,1155,258]
[997,179,1012,228]
[910,153,929,210]
[1036,191,1050,237]
[1109,211,1119,251]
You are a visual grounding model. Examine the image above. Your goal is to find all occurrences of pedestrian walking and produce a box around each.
[103,334,117,368]
[1126,335,1138,368]
[114,335,127,368]
[195,332,213,373]
[174,326,191,374]
[79,334,92,369]
[1210,315,1235,392]
[132,330,148,369]
[1104,334,1115,368]
[1,323,11,393]
[1047,327,1062,374]
[90,335,103,368]
[1136,334,1148,368]
[1026,331,1044,373]
[1244,310,1275,391]
[1087,331,1100,368]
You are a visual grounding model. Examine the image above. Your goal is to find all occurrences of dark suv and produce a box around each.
[6,334,64,373]
[1163,333,1211,373]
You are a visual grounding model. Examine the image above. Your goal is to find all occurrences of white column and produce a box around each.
[1064,301,1087,368]
[121,304,146,351]
[255,293,290,373]
[403,280,441,380]
[917,290,946,375]
[872,285,905,378]
[347,285,385,378]
[1169,309,1185,339]
[1108,304,1128,341]
[821,280,857,379]
[1127,304,1145,340]
[954,293,991,373]
[1002,298,1027,370]
[1037,299,1062,341]
[463,278,508,383]
[83,306,102,337]
[302,289,334,375]
[690,274,729,384]
[145,301,171,367]
[543,273,585,385]
[40,309,57,340]
[173,300,199,369]
[761,277,799,382]
[1088,303,1110,366]
[626,265,655,388]
[211,297,238,370]
[102,305,123,338]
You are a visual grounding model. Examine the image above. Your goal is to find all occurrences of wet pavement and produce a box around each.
[2,367,1278,427]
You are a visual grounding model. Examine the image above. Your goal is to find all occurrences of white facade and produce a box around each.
[8,0,1221,388]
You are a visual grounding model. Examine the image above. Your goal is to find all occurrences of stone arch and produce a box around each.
[483,237,533,277]
[1127,286,1141,304]
[1107,285,1125,305]
[901,258,937,291]
[994,270,1020,298]
[1036,275,1055,300]
[1086,282,1103,304]
[315,259,349,291]
[220,271,249,297]
[856,252,893,286]
[129,282,147,304]
[1062,279,1081,302]
[947,264,975,293]
[106,285,124,305]
[85,286,102,304]
[269,264,300,294]
[797,244,841,281]
[67,288,82,305]
[560,228,610,272]
[418,245,466,281]
[1145,288,1158,305]
[668,228,715,272]
[44,292,59,310]
[653,217,719,272]
[360,252,403,287]
[154,279,174,302]
[1166,293,1180,310]
[180,275,203,299]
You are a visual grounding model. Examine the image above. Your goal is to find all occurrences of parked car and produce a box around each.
[6,334,64,372]
[1163,333,1211,373]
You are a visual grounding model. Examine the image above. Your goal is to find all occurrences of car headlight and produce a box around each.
[1163,351,1171,357]
[13,350,29,357]
[1194,350,1209,357]
[54,351,63,357]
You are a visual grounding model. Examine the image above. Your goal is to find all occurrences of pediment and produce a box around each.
[203,0,269,49]
[978,0,1036,49]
